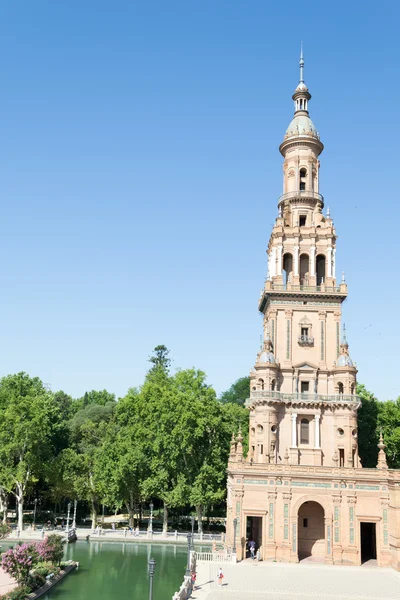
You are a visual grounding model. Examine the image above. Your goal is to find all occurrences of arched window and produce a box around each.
[258,378,264,391]
[300,254,309,286]
[351,383,355,395]
[271,379,276,391]
[283,253,293,286]
[300,419,309,444]
[299,168,307,191]
[338,382,344,395]
[316,254,325,285]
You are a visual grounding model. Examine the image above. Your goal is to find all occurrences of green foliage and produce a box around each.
[38,534,65,566]
[27,572,46,591]
[148,345,171,377]
[377,398,400,468]
[0,585,31,600]
[357,384,379,468]
[219,377,250,405]
[0,373,59,529]
[0,524,11,540]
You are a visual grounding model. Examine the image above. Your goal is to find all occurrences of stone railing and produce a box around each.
[229,461,392,480]
[172,551,196,600]
[196,550,236,563]
[247,391,360,406]
[278,190,324,204]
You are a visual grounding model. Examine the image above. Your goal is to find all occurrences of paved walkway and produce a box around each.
[192,560,400,600]
[0,568,16,595]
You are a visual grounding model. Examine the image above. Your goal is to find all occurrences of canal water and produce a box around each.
[42,541,187,600]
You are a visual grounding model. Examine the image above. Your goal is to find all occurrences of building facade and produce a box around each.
[226,53,400,569]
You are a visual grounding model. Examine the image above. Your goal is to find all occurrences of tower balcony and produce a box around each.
[246,390,360,407]
[278,190,324,207]
[259,280,348,311]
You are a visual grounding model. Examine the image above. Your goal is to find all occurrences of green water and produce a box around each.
[42,541,188,600]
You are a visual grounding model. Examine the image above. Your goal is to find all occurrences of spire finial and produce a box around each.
[299,42,304,84]
[342,323,348,344]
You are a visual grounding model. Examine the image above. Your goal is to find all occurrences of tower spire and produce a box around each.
[299,42,304,84]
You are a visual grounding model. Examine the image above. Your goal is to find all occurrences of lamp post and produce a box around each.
[33,499,38,527]
[72,500,78,530]
[66,502,71,534]
[185,533,192,577]
[233,518,238,553]
[148,502,154,537]
[148,557,156,600]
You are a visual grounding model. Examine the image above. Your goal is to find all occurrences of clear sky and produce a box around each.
[0,1,398,401]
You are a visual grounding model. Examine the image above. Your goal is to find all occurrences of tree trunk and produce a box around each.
[91,499,97,528]
[17,495,23,531]
[162,502,168,534]
[2,495,8,524]
[126,492,135,528]
[196,505,203,534]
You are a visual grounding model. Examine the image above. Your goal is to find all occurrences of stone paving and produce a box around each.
[0,568,16,595]
[192,560,400,600]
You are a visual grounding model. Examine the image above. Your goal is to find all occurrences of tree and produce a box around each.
[78,389,116,410]
[148,345,171,376]
[95,405,150,527]
[0,373,58,530]
[377,397,400,468]
[219,377,250,405]
[61,398,116,526]
[357,384,379,468]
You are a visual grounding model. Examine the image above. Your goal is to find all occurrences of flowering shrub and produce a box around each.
[36,535,65,566]
[1,543,39,585]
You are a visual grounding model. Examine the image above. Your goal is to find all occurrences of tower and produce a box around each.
[226,52,397,569]
[248,50,359,469]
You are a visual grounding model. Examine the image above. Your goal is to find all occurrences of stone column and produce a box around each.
[293,245,299,277]
[325,516,333,564]
[310,245,316,277]
[327,246,332,278]
[277,245,283,276]
[291,414,297,447]
[332,248,336,280]
[270,248,276,278]
[314,415,320,448]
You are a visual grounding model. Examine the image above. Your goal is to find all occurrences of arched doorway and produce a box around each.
[298,501,325,561]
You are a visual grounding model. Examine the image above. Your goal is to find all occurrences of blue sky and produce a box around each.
[0,1,398,401]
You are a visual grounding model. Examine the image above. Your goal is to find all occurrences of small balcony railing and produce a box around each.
[278,190,324,204]
[298,335,314,346]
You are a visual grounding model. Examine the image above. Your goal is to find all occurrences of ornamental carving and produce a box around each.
[288,169,295,178]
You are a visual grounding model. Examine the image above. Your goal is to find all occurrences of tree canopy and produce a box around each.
[219,376,250,405]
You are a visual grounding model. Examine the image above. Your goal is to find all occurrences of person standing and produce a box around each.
[217,567,224,587]
[249,539,256,559]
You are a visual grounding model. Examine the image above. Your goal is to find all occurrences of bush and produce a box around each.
[27,572,46,590]
[37,535,65,566]
[34,565,51,578]
[1,543,39,585]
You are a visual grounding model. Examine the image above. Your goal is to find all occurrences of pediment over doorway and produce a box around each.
[294,361,318,371]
